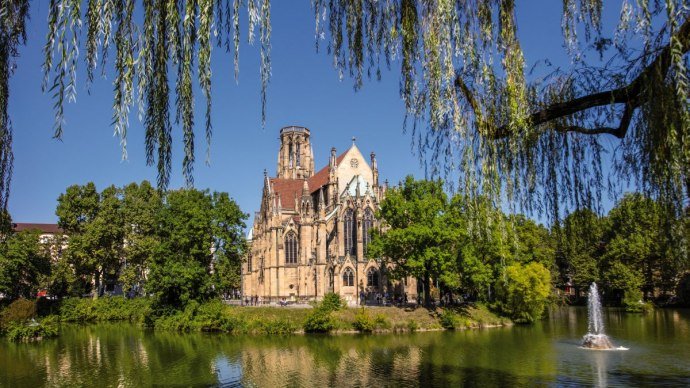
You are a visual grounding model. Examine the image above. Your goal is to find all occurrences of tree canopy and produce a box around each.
[51,181,247,305]
[1,1,689,228]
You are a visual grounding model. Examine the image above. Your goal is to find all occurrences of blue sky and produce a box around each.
[8,1,623,226]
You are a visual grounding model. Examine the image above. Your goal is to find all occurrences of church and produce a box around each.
[242,126,416,305]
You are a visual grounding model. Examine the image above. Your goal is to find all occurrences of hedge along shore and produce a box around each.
[1,296,511,338]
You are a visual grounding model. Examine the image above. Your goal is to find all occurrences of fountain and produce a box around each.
[581,282,616,350]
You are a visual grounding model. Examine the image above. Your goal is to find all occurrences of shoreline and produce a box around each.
[1,297,512,340]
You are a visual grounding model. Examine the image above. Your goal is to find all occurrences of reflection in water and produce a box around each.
[0,308,689,387]
[591,350,608,388]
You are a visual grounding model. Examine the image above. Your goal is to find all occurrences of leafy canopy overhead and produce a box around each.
[0,1,688,223]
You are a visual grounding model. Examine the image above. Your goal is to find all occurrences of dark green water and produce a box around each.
[1,307,689,387]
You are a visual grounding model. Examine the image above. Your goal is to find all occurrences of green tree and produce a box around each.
[495,262,552,323]
[0,230,51,300]
[210,192,248,298]
[601,193,665,299]
[147,189,246,308]
[57,183,125,298]
[557,209,606,291]
[121,181,162,296]
[369,176,459,307]
[2,1,688,226]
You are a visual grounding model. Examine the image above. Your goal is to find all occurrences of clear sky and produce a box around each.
[8,1,623,226]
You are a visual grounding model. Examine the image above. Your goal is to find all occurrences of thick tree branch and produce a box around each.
[458,16,690,140]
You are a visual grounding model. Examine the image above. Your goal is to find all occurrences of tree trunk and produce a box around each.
[92,270,102,299]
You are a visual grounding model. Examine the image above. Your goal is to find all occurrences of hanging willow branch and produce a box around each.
[0,0,28,213]
[1,0,689,232]
[313,0,690,231]
[41,0,272,190]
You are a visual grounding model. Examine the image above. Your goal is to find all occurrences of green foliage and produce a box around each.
[352,308,376,332]
[621,288,651,313]
[0,298,36,328]
[374,314,391,329]
[6,315,59,342]
[0,230,51,300]
[439,309,460,330]
[52,181,246,309]
[57,183,125,298]
[303,308,336,333]
[496,262,552,323]
[369,176,460,306]
[406,319,419,332]
[58,297,151,323]
[147,188,247,309]
[557,209,605,289]
[320,293,345,313]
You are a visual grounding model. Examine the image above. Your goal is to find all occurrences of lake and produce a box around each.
[1,307,689,387]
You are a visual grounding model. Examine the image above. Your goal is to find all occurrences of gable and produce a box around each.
[336,145,373,196]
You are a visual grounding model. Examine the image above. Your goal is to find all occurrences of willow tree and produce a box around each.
[311,0,690,224]
[1,1,689,227]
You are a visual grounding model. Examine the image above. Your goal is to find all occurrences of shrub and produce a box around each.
[58,297,152,323]
[374,314,391,329]
[440,310,459,329]
[495,262,551,323]
[194,300,226,331]
[406,319,419,332]
[622,289,653,313]
[6,315,59,342]
[303,308,336,333]
[320,293,345,312]
[1,298,36,325]
[352,309,376,332]
[260,318,298,335]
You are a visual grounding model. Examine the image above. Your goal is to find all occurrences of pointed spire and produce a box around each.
[264,169,271,194]
[277,194,282,212]
[356,178,361,198]
[352,136,356,145]
[330,147,337,168]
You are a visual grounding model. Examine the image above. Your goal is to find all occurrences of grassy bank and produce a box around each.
[1,296,510,338]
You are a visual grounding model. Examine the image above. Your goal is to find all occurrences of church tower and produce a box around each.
[277,126,314,179]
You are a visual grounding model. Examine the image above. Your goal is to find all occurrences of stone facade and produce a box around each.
[242,126,416,305]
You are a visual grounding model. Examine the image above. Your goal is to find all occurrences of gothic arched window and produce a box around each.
[367,268,379,288]
[363,208,374,256]
[285,232,298,264]
[342,267,354,287]
[344,208,356,256]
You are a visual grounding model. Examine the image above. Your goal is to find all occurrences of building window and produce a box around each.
[247,255,252,272]
[285,232,298,264]
[363,208,374,256]
[342,268,354,287]
[367,268,379,288]
[344,208,356,256]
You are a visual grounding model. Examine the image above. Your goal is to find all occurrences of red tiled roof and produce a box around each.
[270,149,349,210]
[308,151,348,194]
[270,178,306,210]
[13,223,63,234]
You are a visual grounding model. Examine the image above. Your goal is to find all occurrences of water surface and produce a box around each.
[1,307,689,387]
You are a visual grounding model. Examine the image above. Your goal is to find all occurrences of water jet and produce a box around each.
[581,283,625,350]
